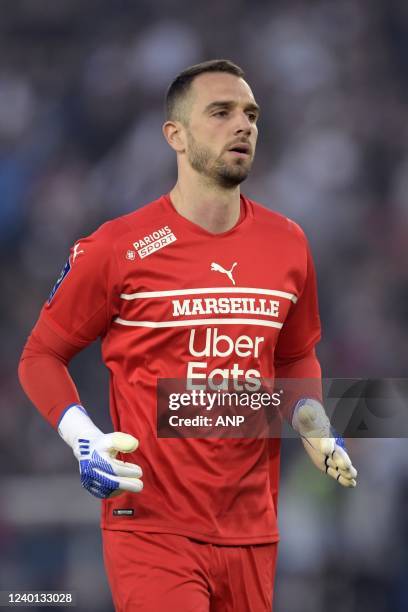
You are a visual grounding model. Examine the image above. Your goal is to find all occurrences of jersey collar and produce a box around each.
[162,193,253,238]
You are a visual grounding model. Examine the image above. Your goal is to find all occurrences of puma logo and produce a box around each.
[210,262,237,285]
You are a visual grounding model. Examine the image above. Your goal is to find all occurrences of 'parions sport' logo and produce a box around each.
[134,226,177,259]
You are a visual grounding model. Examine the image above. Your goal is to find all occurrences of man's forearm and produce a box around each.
[274,347,322,423]
[19,318,144,498]
[18,319,82,428]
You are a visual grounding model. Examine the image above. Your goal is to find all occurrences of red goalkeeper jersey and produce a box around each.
[30,193,321,544]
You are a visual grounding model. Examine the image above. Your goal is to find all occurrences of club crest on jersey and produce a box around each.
[133,225,177,259]
[211,261,237,285]
[48,259,71,303]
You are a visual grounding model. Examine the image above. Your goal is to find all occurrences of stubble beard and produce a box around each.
[186,131,253,189]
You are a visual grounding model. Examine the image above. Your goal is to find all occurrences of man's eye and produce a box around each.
[247,113,257,122]
[214,111,228,117]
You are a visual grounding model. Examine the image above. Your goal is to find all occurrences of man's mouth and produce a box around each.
[227,143,251,157]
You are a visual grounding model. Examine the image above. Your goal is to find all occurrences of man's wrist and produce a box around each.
[291,398,329,434]
[57,403,102,451]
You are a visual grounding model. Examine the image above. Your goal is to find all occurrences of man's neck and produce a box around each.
[169,177,241,234]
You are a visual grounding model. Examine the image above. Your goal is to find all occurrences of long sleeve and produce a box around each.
[18,220,123,428]
[274,236,323,421]
[18,318,83,428]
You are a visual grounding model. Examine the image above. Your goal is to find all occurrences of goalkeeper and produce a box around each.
[19,58,357,612]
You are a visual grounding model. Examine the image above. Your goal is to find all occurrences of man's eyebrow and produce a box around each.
[204,100,261,114]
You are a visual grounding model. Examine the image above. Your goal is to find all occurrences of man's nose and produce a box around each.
[233,112,252,135]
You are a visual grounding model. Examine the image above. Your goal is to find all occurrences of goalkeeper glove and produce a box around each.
[292,398,357,488]
[58,404,143,499]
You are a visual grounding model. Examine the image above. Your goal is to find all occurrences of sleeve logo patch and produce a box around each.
[48,259,71,303]
[72,243,84,262]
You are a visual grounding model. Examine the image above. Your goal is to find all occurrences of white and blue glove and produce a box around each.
[58,404,143,499]
[292,399,357,488]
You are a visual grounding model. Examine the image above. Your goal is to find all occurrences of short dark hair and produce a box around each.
[165,59,245,124]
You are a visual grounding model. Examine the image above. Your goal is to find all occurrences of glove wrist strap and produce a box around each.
[57,404,102,454]
[292,397,324,432]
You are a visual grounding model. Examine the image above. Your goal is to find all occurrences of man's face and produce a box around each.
[184,72,259,188]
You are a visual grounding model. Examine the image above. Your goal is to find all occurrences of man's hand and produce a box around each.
[292,399,357,488]
[57,405,143,499]
[75,431,143,499]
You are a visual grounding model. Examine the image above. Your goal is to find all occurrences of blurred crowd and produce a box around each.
[1,1,408,610]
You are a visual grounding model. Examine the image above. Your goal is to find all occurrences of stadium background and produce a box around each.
[1,1,408,610]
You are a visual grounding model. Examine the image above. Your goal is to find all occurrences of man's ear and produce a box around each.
[162,121,186,153]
